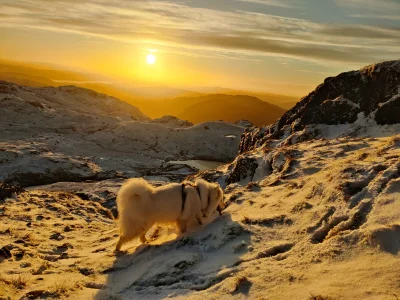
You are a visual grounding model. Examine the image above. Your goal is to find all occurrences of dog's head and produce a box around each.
[209,183,225,215]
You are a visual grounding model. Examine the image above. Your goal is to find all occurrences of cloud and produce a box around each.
[349,14,400,21]
[336,0,400,12]
[336,0,400,21]
[234,0,296,8]
[0,0,399,65]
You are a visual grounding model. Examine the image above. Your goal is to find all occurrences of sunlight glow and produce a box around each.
[146,53,156,65]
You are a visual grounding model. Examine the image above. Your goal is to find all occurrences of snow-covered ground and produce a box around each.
[0,81,245,186]
[1,126,398,299]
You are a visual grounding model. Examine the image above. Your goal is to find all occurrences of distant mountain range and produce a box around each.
[172,94,286,126]
[0,59,299,125]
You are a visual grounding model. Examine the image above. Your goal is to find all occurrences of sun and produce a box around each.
[146,53,156,65]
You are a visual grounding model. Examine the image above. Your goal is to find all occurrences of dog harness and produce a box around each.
[181,182,202,213]
[181,183,187,212]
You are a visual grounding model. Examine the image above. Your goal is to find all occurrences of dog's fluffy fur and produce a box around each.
[115,178,223,251]
[195,178,225,217]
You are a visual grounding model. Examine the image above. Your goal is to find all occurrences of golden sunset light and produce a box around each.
[0,2,399,298]
[146,53,156,65]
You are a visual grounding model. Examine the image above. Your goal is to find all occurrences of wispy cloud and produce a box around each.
[336,0,400,21]
[0,0,398,65]
[336,0,400,12]
[350,14,400,21]
[234,0,296,8]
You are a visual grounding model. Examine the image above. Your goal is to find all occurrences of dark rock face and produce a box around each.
[280,61,400,130]
[375,95,400,125]
[226,156,258,185]
[240,60,400,153]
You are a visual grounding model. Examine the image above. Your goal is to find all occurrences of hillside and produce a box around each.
[0,81,245,187]
[176,94,286,126]
[0,61,399,300]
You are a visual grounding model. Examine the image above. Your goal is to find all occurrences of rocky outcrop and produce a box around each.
[194,60,400,187]
[151,115,193,127]
[239,60,400,153]
[375,94,400,125]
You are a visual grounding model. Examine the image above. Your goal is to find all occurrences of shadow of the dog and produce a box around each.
[96,213,251,299]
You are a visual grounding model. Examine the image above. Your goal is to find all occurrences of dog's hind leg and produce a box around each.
[115,223,151,251]
[139,222,153,244]
[116,235,130,252]
[176,219,188,233]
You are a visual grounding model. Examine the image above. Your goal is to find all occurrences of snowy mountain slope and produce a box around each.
[1,130,398,300]
[0,81,245,186]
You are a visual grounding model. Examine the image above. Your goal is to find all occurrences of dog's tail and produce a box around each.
[116,178,153,212]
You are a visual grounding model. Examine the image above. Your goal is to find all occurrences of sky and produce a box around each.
[0,0,399,96]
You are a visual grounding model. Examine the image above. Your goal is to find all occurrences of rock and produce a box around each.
[0,245,12,260]
[14,251,25,260]
[239,60,400,153]
[0,182,24,201]
[20,262,32,268]
[375,95,400,125]
[32,264,48,275]
[235,120,253,127]
[49,232,64,240]
[78,267,95,276]
[54,243,73,253]
[64,225,73,232]
[152,115,193,127]
[226,156,258,185]
[43,254,59,262]
[22,290,52,299]
[85,282,104,289]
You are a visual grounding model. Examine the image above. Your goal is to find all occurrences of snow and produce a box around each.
[1,126,399,299]
[0,82,246,186]
[167,160,225,171]
[330,95,360,109]
[1,79,400,299]
[379,86,400,107]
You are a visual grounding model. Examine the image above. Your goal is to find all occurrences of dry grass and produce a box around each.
[51,279,81,297]
[0,273,30,289]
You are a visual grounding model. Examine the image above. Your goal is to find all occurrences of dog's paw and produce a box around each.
[114,249,127,256]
